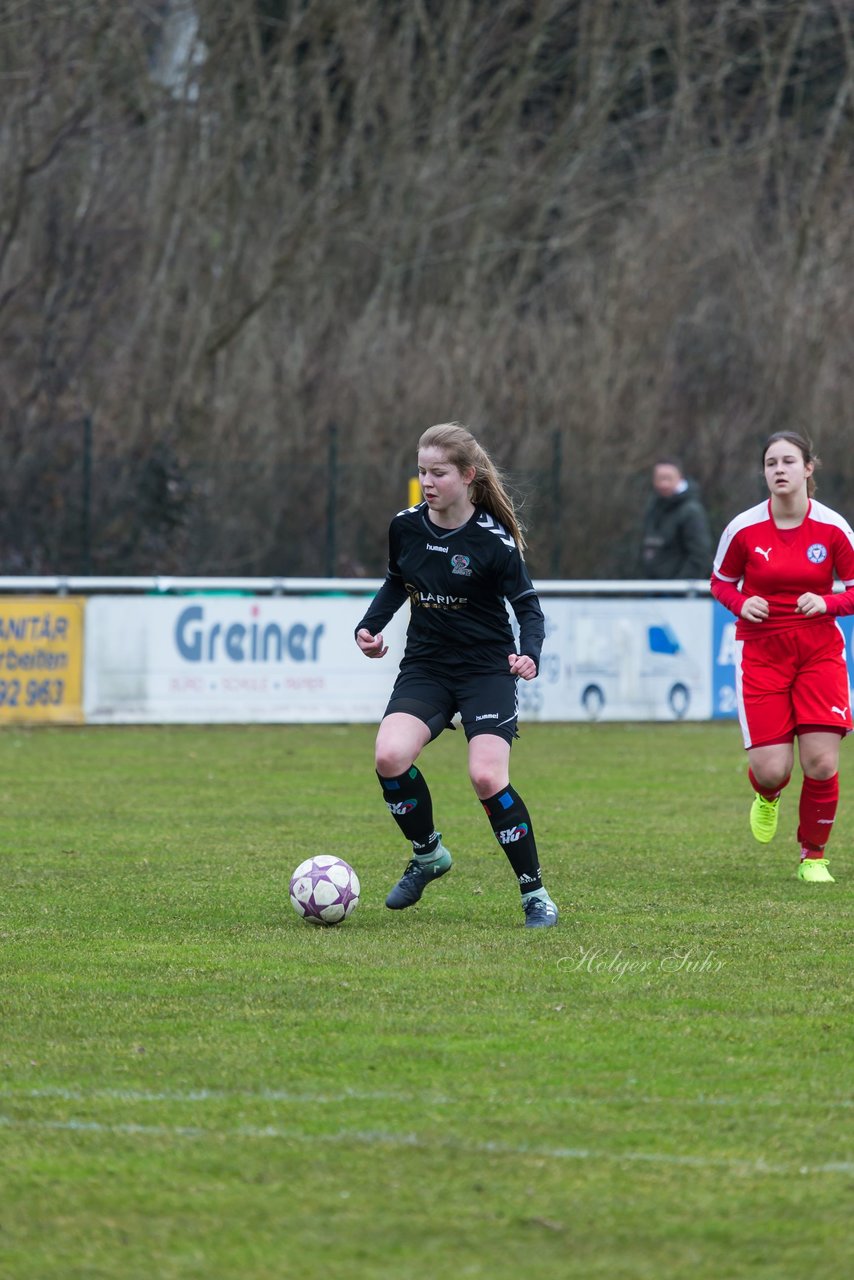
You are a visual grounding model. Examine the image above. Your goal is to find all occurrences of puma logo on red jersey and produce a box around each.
[754,546,771,561]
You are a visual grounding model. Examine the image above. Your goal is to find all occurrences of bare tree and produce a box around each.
[1,0,852,576]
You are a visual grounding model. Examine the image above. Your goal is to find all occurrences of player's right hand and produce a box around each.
[356,628,388,658]
[741,595,770,622]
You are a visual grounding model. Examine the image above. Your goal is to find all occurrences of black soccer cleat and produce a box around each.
[385,845,453,909]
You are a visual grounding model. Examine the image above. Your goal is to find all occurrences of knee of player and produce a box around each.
[801,754,838,781]
[376,746,410,777]
[752,763,791,792]
[469,764,506,799]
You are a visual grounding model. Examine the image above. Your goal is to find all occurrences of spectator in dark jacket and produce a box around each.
[639,458,713,579]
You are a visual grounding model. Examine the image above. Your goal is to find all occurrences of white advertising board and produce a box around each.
[83,594,713,724]
[83,595,409,723]
[522,597,713,722]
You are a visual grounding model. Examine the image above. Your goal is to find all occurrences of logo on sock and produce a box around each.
[387,799,417,815]
[497,823,529,844]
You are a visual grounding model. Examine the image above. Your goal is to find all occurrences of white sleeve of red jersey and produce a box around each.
[709,524,745,615]
[713,525,742,583]
[816,504,854,615]
[710,504,770,617]
[712,502,767,582]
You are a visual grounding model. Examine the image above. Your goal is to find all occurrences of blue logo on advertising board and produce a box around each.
[712,601,738,719]
[835,615,854,702]
[174,605,324,663]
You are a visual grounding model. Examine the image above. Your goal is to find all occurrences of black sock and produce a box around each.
[377,767,438,851]
[481,785,543,894]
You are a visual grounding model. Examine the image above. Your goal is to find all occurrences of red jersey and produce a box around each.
[711,499,854,639]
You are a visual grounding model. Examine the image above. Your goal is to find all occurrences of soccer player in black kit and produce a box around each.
[355,422,559,928]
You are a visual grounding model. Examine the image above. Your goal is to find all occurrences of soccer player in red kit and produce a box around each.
[355,422,558,927]
[711,432,854,882]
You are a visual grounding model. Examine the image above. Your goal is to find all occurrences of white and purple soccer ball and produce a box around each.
[289,855,361,926]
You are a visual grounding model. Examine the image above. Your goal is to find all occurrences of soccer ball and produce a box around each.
[289,855,361,926]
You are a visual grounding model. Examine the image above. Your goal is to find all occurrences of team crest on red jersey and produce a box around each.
[807,543,828,564]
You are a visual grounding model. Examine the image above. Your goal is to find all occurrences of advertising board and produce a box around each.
[0,597,84,723]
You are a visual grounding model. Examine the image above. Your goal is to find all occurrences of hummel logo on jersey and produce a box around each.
[426,543,448,553]
[831,705,848,718]
[754,546,771,561]
[475,713,499,721]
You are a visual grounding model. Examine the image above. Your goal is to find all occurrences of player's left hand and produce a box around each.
[795,592,827,617]
[508,653,537,680]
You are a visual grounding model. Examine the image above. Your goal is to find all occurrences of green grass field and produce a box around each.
[1,722,851,1279]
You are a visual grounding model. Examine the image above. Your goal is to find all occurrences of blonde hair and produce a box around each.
[418,421,526,551]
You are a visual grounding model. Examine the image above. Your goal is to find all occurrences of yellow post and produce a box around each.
[408,476,421,507]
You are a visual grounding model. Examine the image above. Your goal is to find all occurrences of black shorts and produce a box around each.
[383,666,520,744]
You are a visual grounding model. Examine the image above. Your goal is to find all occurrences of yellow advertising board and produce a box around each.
[0,597,84,724]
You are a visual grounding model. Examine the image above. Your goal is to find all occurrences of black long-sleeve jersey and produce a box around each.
[356,503,545,674]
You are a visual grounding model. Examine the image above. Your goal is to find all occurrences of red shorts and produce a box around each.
[735,623,853,749]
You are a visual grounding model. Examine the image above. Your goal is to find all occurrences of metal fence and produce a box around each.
[7,422,626,581]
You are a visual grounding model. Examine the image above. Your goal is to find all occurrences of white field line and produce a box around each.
[0,1112,851,1176]
[0,1085,852,1109]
